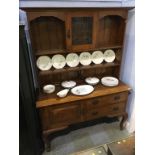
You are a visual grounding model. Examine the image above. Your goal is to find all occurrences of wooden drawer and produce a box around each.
[39,102,81,130]
[85,92,128,109]
[84,102,125,121]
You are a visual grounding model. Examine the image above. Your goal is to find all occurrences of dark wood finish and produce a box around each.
[107,135,135,155]
[30,16,66,55]
[84,92,128,110]
[39,62,120,76]
[24,8,131,152]
[84,102,125,121]
[97,15,125,47]
[39,102,81,130]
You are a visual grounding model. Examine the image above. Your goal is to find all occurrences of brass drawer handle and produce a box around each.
[114,96,120,100]
[92,100,99,105]
[92,112,98,116]
[113,107,119,111]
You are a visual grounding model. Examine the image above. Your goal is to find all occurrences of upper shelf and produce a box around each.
[39,62,120,76]
[35,45,123,56]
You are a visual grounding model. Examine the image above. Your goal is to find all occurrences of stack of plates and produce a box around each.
[85,77,100,85]
[101,77,119,87]
[61,80,76,89]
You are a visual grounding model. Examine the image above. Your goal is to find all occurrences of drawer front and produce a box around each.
[85,102,125,121]
[85,92,128,109]
[39,102,81,130]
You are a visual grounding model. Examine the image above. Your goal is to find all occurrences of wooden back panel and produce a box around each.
[30,16,66,55]
[97,15,125,47]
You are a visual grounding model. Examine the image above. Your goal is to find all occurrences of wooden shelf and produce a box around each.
[36,81,131,108]
[35,45,122,56]
[81,45,123,53]
[35,49,66,56]
[39,62,120,76]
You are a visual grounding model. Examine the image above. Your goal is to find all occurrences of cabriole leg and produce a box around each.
[120,113,128,130]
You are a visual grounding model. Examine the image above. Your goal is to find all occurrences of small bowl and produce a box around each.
[57,89,69,98]
[43,84,55,94]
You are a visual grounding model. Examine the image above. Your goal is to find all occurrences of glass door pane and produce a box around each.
[71,17,93,45]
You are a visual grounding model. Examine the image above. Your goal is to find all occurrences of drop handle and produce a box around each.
[67,29,70,39]
[92,112,98,116]
[113,107,119,111]
[114,96,120,100]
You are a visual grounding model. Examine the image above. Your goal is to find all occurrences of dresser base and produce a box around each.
[43,114,128,152]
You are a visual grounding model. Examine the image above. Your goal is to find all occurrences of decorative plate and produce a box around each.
[101,76,119,87]
[91,51,104,64]
[79,52,92,66]
[66,53,79,67]
[104,49,116,63]
[71,85,94,96]
[51,54,66,69]
[36,56,52,71]
[85,77,100,85]
[61,80,76,89]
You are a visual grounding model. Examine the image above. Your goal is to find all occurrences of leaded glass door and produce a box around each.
[66,12,97,51]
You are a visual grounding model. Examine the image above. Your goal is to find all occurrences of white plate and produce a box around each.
[66,53,79,67]
[36,56,52,71]
[85,77,100,85]
[101,77,119,87]
[92,51,104,64]
[104,49,116,63]
[79,52,92,66]
[71,85,94,96]
[61,80,76,89]
[51,54,66,69]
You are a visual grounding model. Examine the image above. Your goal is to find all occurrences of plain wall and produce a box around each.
[120,8,135,133]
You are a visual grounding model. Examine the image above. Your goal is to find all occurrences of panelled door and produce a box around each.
[66,11,97,52]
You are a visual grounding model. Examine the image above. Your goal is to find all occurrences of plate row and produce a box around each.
[36,49,116,71]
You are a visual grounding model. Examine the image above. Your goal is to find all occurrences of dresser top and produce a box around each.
[36,81,131,108]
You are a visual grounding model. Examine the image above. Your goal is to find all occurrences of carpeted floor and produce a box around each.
[43,121,130,155]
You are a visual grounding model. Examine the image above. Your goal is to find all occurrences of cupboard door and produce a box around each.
[52,104,81,125]
[39,103,81,130]
[66,12,97,51]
